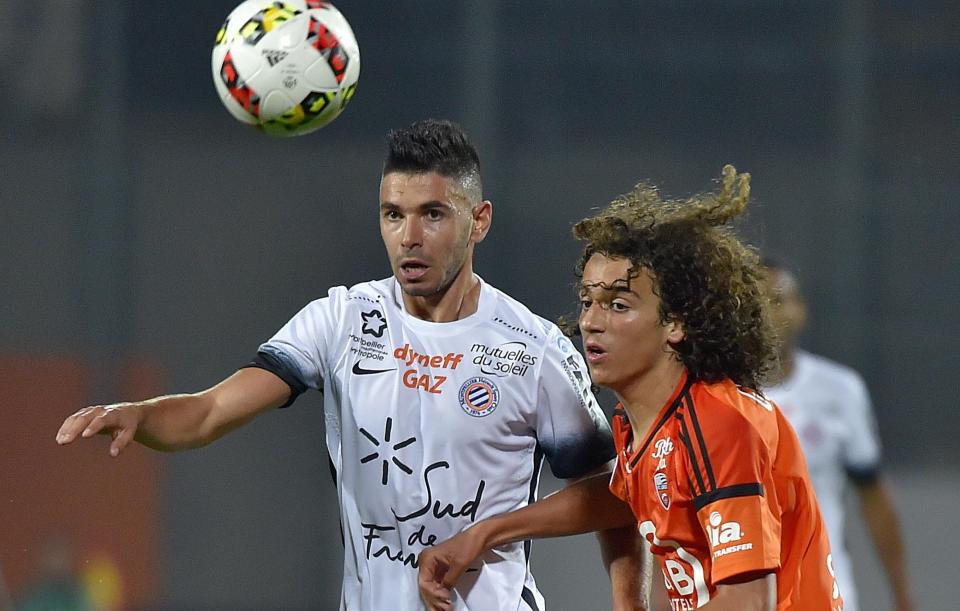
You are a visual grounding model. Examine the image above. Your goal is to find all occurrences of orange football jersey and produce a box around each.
[610,372,842,610]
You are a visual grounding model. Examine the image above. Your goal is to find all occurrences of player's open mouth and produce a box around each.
[399,260,429,280]
[584,341,607,363]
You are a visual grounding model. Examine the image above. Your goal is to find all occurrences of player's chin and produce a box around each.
[396,276,440,297]
[586,364,619,390]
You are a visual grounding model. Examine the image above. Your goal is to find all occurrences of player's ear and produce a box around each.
[471,200,493,243]
[664,317,685,344]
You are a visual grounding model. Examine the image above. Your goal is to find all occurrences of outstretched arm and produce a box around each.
[857,478,913,611]
[418,472,635,610]
[56,367,291,455]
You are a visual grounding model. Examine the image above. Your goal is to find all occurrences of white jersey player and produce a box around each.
[764,349,878,611]
[764,262,913,611]
[56,120,642,610]
[251,276,612,609]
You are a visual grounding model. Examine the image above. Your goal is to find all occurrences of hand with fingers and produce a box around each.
[418,526,488,611]
[56,402,145,457]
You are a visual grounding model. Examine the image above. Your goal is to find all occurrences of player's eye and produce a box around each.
[579,299,593,311]
[383,209,401,221]
[611,301,630,312]
[425,208,445,221]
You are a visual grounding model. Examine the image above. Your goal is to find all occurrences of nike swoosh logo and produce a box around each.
[352,362,396,376]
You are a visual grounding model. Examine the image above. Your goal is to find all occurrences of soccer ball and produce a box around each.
[212,1,360,136]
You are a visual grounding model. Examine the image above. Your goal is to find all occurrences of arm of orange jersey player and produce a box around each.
[571,460,651,611]
[418,471,636,610]
[600,526,654,611]
[857,478,913,611]
[699,572,776,610]
[56,368,291,455]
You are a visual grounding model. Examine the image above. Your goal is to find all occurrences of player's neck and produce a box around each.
[616,359,685,439]
[401,264,480,323]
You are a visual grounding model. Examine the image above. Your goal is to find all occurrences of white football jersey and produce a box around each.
[249,276,614,611]
[764,350,882,611]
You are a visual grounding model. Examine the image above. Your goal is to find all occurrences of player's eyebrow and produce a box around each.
[419,200,453,210]
[379,200,454,211]
[580,279,636,296]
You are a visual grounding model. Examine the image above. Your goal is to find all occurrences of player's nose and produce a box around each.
[579,302,604,333]
[400,217,423,248]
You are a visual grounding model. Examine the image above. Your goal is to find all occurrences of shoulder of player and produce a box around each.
[320,277,391,309]
[282,281,390,331]
[289,281,384,311]
[483,283,560,349]
[687,380,778,445]
[797,350,868,395]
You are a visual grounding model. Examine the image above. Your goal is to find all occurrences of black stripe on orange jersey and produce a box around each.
[628,376,695,469]
[692,482,764,511]
[685,398,718,492]
[678,413,708,497]
[686,473,698,499]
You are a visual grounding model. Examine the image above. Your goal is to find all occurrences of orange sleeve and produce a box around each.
[608,455,629,504]
[607,415,631,504]
[685,405,780,583]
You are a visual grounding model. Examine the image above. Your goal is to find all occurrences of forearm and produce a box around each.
[133,392,221,451]
[700,573,776,611]
[58,368,289,456]
[474,473,635,549]
[599,526,652,611]
[860,481,912,606]
[138,368,291,450]
[417,472,638,604]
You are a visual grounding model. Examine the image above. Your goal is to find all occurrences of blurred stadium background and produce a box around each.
[1,0,957,609]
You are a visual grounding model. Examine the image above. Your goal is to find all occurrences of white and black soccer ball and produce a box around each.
[212,1,360,136]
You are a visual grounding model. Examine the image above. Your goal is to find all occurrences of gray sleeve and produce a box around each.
[244,287,346,406]
[535,331,615,479]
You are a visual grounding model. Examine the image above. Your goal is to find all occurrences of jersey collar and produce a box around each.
[621,370,693,470]
[390,274,495,336]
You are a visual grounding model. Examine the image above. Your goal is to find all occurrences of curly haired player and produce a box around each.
[419,166,842,611]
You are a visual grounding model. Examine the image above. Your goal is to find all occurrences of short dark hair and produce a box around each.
[762,256,803,300]
[383,119,480,181]
[569,165,778,391]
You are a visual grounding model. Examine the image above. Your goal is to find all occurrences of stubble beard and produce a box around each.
[401,250,469,298]
[400,228,473,299]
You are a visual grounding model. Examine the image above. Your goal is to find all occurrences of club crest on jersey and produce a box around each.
[458,377,500,417]
[651,437,674,459]
[361,309,387,337]
[653,472,671,509]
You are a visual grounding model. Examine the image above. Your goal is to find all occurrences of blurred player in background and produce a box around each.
[56,119,643,610]
[763,260,913,611]
[419,166,842,611]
